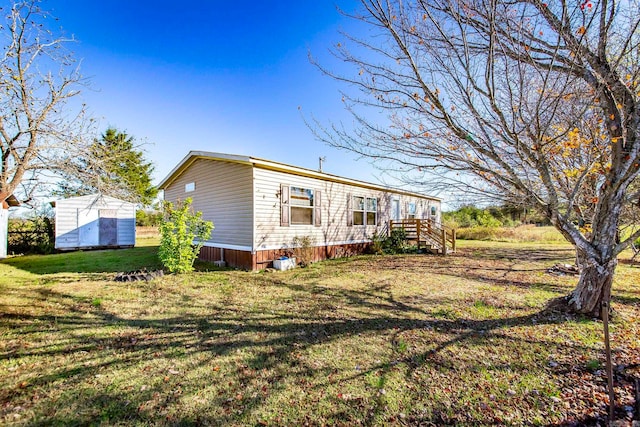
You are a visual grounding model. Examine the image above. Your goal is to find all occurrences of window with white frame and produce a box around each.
[353,196,365,225]
[353,196,377,225]
[431,206,437,217]
[366,197,377,225]
[408,202,417,219]
[290,186,314,225]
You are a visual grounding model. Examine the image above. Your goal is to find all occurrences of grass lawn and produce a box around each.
[1,240,638,426]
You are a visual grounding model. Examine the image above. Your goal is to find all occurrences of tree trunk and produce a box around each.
[568,255,617,318]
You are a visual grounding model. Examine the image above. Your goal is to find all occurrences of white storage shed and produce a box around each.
[53,194,136,250]
[1,195,21,258]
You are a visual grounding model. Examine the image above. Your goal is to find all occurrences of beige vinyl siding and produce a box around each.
[163,159,253,248]
[253,167,440,250]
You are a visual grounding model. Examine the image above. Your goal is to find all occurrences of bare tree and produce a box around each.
[312,0,640,316]
[0,0,92,207]
[56,128,158,206]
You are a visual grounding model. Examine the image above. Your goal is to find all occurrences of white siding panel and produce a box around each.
[54,195,136,249]
[253,168,441,250]
[55,199,80,249]
[0,209,7,258]
[115,202,136,245]
[163,159,253,247]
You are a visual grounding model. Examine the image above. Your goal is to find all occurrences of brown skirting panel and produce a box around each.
[198,242,372,270]
[198,246,253,270]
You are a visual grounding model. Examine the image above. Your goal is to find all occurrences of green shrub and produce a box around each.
[158,198,213,273]
[136,209,163,227]
[443,205,504,228]
[443,204,550,228]
[368,231,386,255]
[383,228,409,254]
[8,215,55,255]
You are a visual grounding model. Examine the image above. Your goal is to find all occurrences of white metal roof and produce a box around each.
[158,151,440,202]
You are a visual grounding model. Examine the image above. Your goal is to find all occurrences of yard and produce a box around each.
[0,240,638,425]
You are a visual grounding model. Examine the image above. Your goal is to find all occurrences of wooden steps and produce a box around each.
[389,218,456,255]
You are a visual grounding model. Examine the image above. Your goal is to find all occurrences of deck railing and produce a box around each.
[388,218,456,255]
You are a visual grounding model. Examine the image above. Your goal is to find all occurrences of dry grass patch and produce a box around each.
[0,241,638,425]
[456,225,567,243]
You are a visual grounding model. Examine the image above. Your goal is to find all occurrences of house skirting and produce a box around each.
[198,242,372,270]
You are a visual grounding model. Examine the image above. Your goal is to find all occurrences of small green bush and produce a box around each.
[383,228,409,254]
[368,231,386,255]
[158,198,213,273]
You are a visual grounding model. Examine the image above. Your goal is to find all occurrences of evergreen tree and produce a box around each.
[93,128,157,205]
[57,128,157,205]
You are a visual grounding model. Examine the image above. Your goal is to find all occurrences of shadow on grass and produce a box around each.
[1,244,633,425]
[456,245,576,262]
[0,245,162,275]
[0,277,603,426]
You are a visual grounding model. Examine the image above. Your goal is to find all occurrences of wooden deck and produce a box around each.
[389,218,456,255]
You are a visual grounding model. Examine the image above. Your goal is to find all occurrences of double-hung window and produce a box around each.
[352,196,377,226]
[290,186,314,225]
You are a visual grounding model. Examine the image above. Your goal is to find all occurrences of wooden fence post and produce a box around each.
[452,229,456,253]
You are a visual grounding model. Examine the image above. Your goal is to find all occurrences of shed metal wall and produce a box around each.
[0,209,7,258]
[54,195,136,250]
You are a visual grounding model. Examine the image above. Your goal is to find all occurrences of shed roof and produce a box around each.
[50,193,136,207]
[158,151,440,202]
[2,194,20,209]
[6,194,20,207]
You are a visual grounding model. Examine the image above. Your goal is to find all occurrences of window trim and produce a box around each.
[407,202,417,219]
[353,196,365,225]
[286,185,322,226]
[351,195,378,226]
[290,186,314,225]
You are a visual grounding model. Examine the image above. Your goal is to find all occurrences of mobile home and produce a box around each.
[159,151,442,270]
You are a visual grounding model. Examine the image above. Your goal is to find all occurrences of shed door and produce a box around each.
[78,208,100,246]
[99,209,118,246]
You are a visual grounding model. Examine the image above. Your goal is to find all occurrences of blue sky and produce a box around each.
[42,0,390,190]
